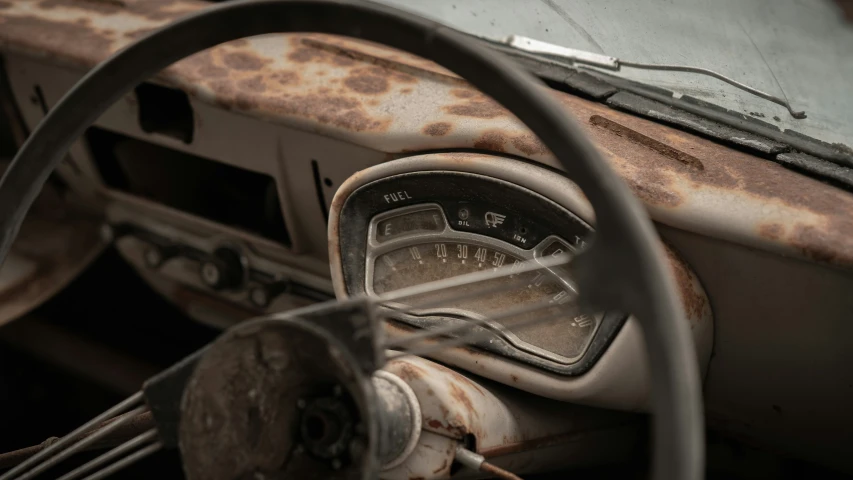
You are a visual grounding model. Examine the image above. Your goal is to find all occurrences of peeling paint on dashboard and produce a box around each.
[1,0,853,268]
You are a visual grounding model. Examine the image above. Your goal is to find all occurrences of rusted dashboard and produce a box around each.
[2,0,853,473]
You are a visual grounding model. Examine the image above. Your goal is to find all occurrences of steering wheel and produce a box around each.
[0,1,703,478]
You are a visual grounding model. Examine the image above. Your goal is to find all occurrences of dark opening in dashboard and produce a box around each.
[86,127,291,246]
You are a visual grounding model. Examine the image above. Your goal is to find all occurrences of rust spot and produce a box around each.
[444,100,507,119]
[37,0,189,21]
[331,54,356,66]
[423,122,452,136]
[590,115,704,170]
[758,223,785,240]
[287,39,364,68]
[423,418,467,439]
[39,0,124,12]
[392,72,417,83]
[448,383,474,414]
[401,88,413,94]
[298,34,451,81]
[624,175,684,208]
[393,363,428,382]
[361,66,387,77]
[343,74,389,95]
[237,75,266,93]
[510,374,519,383]
[511,133,547,156]
[791,225,840,263]
[665,245,707,323]
[258,94,390,132]
[288,46,327,63]
[123,27,154,39]
[0,14,113,67]
[451,88,477,99]
[433,459,449,474]
[473,130,508,152]
[446,371,487,397]
[222,51,269,71]
[428,405,469,438]
[197,65,228,79]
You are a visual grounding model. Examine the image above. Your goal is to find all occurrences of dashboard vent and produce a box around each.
[135,82,194,144]
[86,127,291,247]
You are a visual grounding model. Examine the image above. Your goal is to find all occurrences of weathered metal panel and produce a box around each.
[660,225,853,474]
[1,0,850,270]
[379,356,638,478]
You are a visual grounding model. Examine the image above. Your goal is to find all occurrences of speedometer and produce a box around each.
[334,169,629,375]
[363,197,606,365]
[368,226,598,360]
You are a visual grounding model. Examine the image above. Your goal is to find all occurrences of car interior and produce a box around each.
[0,0,851,479]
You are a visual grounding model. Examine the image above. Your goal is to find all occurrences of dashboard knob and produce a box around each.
[199,246,245,290]
[248,285,270,308]
[143,246,164,268]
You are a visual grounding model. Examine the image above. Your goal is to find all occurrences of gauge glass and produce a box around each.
[371,240,597,359]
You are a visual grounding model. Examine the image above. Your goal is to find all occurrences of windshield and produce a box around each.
[380,0,853,150]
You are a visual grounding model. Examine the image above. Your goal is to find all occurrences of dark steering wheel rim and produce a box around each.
[0,1,704,478]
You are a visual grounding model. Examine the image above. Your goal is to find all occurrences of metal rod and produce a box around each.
[0,412,155,471]
[455,446,485,470]
[0,442,58,470]
[55,431,158,480]
[0,392,143,480]
[79,442,162,480]
[618,60,806,118]
[455,446,524,480]
[12,406,149,480]
[500,34,806,118]
[479,461,525,480]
